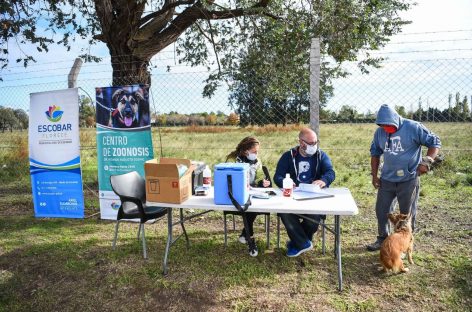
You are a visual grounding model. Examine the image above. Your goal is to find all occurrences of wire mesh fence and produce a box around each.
[1,53,471,213]
[2,57,472,126]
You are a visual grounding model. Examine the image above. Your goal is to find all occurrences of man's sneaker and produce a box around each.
[248,238,258,257]
[287,240,313,257]
[238,235,247,244]
[366,239,384,251]
[286,240,295,250]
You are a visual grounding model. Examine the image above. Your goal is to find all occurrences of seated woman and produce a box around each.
[225,136,271,256]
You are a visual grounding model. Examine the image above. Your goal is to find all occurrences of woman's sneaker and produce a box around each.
[247,238,258,257]
[238,235,247,244]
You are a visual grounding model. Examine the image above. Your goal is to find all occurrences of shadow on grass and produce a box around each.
[1,215,470,311]
[1,217,375,310]
[0,182,33,216]
[449,254,472,307]
[0,222,229,311]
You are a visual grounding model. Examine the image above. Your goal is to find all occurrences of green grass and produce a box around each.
[0,123,471,311]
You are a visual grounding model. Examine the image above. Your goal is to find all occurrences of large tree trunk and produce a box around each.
[93,0,271,87]
[95,0,150,86]
[110,51,151,86]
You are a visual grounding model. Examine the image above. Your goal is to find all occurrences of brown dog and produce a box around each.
[379,213,414,273]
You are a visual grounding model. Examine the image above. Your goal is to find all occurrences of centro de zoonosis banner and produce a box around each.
[29,88,85,218]
[95,85,154,220]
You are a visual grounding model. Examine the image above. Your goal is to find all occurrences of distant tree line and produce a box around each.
[409,93,472,122]
[153,111,239,127]
[0,106,28,132]
[230,91,472,125]
[2,92,470,131]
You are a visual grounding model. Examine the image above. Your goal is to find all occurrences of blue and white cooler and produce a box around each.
[214,163,250,205]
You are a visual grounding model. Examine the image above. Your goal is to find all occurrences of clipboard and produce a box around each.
[293,191,334,201]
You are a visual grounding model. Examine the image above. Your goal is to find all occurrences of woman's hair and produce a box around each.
[225,136,260,161]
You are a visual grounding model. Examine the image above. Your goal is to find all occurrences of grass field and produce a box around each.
[0,123,471,311]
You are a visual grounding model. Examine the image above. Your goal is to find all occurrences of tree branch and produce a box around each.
[134,0,272,58]
[201,0,271,20]
[134,0,197,42]
[93,0,113,43]
[261,11,281,20]
[140,0,196,27]
[204,20,221,72]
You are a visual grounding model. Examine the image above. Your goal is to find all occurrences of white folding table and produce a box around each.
[147,187,358,291]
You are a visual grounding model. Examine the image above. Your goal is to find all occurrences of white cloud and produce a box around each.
[401,0,471,33]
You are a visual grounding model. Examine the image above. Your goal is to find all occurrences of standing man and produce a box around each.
[367,104,441,251]
[274,128,336,257]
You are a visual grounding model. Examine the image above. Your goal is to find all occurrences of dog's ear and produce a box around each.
[388,213,396,223]
[399,214,408,220]
[134,88,145,102]
[112,89,125,107]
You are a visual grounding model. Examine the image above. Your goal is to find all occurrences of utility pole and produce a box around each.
[68,58,83,88]
[309,38,321,135]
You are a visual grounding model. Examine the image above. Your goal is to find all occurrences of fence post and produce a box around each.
[68,58,83,88]
[309,38,320,135]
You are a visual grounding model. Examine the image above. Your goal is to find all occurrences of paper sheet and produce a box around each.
[293,183,334,201]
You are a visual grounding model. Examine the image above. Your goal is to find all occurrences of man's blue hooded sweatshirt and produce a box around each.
[370,104,441,182]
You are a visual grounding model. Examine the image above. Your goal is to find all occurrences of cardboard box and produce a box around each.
[145,158,194,204]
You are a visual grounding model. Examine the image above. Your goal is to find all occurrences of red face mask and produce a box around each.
[382,125,397,134]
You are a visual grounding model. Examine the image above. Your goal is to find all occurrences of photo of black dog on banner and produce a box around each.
[95,85,150,128]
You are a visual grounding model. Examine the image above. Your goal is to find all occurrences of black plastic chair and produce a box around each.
[110,171,167,259]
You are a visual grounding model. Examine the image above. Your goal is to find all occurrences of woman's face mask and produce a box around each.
[246,152,257,161]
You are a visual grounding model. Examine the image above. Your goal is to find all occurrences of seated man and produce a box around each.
[274,128,336,257]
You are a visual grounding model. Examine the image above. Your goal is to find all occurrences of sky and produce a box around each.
[0,0,471,115]
[328,0,472,113]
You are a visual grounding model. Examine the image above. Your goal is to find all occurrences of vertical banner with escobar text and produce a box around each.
[96,85,153,219]
[29,88,85,218]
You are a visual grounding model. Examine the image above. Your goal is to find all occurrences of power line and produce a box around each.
[388,38,472,45]
[394,29,472,36]
[2,29,472,70]
[370,48,472,55]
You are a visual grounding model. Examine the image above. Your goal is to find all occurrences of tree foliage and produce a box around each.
[3,0,413,125]
[79,95,95,127]
[1,0,273,84]
[2,1,411,85]
[0,106,28,132]
[177,0,412,126]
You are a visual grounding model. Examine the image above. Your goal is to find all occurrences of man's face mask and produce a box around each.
[300,138,318,156]
[305,143,318,156]
[382,125,397,134]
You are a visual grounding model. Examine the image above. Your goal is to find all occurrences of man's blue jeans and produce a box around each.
[376,177,419,240]
[280,213,323,249]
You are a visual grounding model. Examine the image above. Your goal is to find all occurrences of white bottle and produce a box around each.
[202,165,212,189]
[282,173,293,197]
